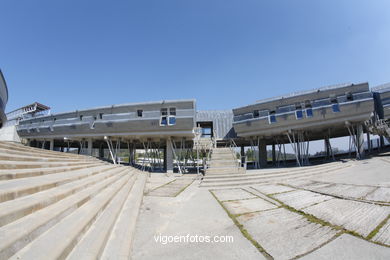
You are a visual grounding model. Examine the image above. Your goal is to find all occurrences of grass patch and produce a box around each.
[209,190,273,260]
[174,179,195,197]
[366,214,390,240]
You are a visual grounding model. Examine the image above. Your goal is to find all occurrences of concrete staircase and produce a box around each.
[205,147,243,176]
[200,161,351,188]
[0,141,146,260]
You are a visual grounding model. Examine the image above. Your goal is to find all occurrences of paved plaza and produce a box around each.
[132,154,390,259]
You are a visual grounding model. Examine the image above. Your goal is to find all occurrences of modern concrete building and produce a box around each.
[11,81,390,172]
[233,82,374,166]
[0,70,8,128]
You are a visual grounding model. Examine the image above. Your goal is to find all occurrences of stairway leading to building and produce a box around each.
[205,147,243,176]
[0,141,146,260]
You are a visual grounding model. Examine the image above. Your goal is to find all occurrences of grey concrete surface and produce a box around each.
[250,184,295,195]
[301,234,390,260]
[373,218,390,246]
[303,198,390,237]
[237,208,338,260]
[211,188,257,202]
[273,190,334,210]
[222,197,278,215]
[131,182,263,260]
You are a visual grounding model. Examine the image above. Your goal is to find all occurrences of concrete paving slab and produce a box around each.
[131,183,263,260]
[237,208,337,259]
[301,234,390,260]
[222,198,278,215]
[311,183,376,199]
[251,184,295,195]
[273,190,334,210]
[373,218,390,246]
[365,187,390,203]
[147,177,194,197]
[303,198,390,237]
[211,188,257,202]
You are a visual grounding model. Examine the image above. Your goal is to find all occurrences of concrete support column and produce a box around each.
[324,137,330,158]
[366,133,371,153]
[356,124,365,159]
[272,143,276,166]
[165,138,174,173]
[49,139,54,151]
[258,139,267,168]
[87,138,93,156]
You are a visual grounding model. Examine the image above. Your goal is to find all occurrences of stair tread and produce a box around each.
[0,167,128,227]
[67,172,137,260]
[0,171,128,260]
[8,174,131,260]
[0,164,116,202]
[101,173,147,259]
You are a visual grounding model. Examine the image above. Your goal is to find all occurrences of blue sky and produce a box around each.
[1,0,390,113]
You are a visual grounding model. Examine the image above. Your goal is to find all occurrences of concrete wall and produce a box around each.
[17,100,196,139]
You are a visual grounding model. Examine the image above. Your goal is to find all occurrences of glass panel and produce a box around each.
[332,104,340,112]
[168,116,176,125]
[160,116,167,125]
[306,108,313,117]
[295,110,303,119]
[253,110,259,118]
[269,115,277,124]
[137,110,143,117]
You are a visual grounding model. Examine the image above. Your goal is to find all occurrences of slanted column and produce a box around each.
[49,139,54,151]
[272,143,276,166]
[258,139,267,168]
[324,137,330,158]
[366,133,371,153]
[356,124,365,159]
[165,138,174,173]
[87,138,93,156]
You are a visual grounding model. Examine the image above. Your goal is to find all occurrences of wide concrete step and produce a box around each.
[0,166,128,227]
[7,174,132,260]
[0,142,85,158]
[0,171,128,260]
[67,174,146,260]
[208,160,238,167]
[0,146,96,160]
[0,164,116,202]
[0,163,99,180]
[204,162,343,179]
[0,152,93,163]
[0,160,97,170]
[101,174,147,259]
[201,164,352,187]
[66,174,137,260]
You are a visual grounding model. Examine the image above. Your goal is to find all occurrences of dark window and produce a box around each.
[346,92,353,101]
[53,118,56,122]
[295,103,303,120]
[137,110,143,117]
[161,108,168,116]
[169,107,176,116]
[253,110,260,118]
[268,111,277,124]
[79,115,83,120]
[99,113,104,119]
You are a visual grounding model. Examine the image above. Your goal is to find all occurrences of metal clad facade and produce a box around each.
[196,110,236,139]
